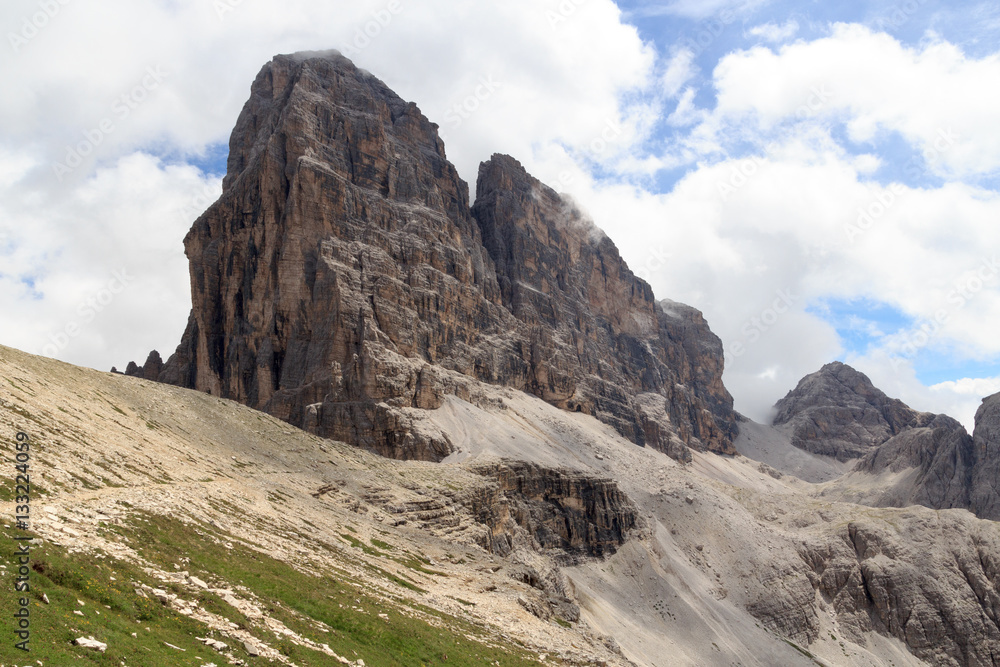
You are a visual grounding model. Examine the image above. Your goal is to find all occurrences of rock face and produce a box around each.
[114,350,165,381]
[852,414,976,510]
[794,513,1000,666]
[471,156,735,456]
[773,361,935,461]
[774,363,1000,521]
[466,461,641,562]
[150,51,736,460]
[970,392,1000,520]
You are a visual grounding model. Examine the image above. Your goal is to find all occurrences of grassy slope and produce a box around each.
[0,345,549,666]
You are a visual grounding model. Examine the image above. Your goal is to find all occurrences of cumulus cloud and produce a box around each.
[709,24,1000,179]
[0,152,215,370]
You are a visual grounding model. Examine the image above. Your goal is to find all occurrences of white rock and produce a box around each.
[73,636,107,652]
[244,640,261,656]
[188,575,209,589]
[198,637,229,652]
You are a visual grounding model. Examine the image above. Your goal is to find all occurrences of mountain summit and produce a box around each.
[136,51,736,460]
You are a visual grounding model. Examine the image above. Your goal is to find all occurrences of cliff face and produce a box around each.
[153,51,736,460]
[971,392,1000,520]
[792,514,1000,666]
[471,155,735,456]
[853,416,976,510]
[466,461,641,562]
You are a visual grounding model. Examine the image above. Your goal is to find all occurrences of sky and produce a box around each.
[1,0,999,431]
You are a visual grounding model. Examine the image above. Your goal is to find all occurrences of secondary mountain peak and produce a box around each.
[772,360,934,461]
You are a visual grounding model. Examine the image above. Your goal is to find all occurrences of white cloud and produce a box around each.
[0,152,215,370]
[662,49,696,97]
[747,19,799,43]
[710,24,1000,178]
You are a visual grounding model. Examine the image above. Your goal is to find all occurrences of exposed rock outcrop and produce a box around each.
[144,51,735,460]
[466,461,641,562]
[773,361,936,461]
[971,392,1000,520]
[115,350,164,381]
[852,414,976,510]
[795,513,1000,666]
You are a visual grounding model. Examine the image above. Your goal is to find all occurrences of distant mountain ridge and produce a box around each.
[770,360,1000,519]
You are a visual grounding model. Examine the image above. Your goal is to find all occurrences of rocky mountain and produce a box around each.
[11,342,1000,666]
[763,360,1000,522]
[133,51,734,461]
[970,393,1000,519]
[772,361,939,461]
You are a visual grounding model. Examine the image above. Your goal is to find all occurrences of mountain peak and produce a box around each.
[145,51,737,460]
[772,361,933,461]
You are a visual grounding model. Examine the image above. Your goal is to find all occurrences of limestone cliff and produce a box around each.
[465,460,641,562]
[970,392,1000,520]
[147,51,735,460]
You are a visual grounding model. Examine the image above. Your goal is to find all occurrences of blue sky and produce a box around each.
[2,0,999,428]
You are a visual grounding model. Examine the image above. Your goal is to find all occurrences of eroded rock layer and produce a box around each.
[466,461,641,561]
